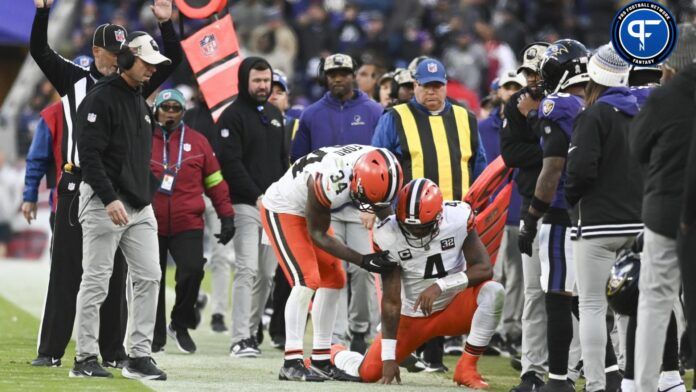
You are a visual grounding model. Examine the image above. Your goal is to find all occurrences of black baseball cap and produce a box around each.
[93,23,128,53]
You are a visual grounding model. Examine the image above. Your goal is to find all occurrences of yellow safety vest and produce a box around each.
[392,102,476,200]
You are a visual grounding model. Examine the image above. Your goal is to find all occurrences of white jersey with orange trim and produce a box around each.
[263,144,375,216]
[373,201,474,317]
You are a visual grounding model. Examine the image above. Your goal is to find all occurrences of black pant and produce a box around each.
[269,264,291,341]
[154,230,205,346]
[37,172,128,361]
[678,228,696,374]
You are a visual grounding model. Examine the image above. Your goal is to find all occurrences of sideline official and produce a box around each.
[73,32,172,380]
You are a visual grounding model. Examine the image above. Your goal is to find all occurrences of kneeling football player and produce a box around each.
[332,178,504,388]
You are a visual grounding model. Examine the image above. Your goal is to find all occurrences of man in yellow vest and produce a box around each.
[372,58,486,202]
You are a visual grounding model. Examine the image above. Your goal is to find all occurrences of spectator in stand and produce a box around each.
[335,4,365,57]
[362,12,390,67]
[291,53,383,353]
[376,71,397,108]
[442,30,488,95]
[294,4,336,71]
[492,4,528,58]
[247,7,298,79]
[355,57,382,98]
[230,0,268,45]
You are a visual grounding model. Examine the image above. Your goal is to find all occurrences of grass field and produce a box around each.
[1,260,691,391]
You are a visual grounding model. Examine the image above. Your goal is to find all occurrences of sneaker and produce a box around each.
[211,313,227,333]
[309,360,361,382]
[510,372,545,392]
[444,336,464,356]
[423,361,449,373]
[31,355,61,367]
[484,333,506,356]
[122,356,167,381]
[230,339,259,358]
[270,336,286,350]
[279,359,325,382]
[194,293,208,329]
[167,323,196,354]
[400,353,427,373]
[539,379,574,392]
[349,331,367,355]
[69,356,113,378]
[248,337,262,356]
[102,359,128,369]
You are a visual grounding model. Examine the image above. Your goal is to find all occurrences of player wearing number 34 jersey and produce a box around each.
[332,179,504,388]
[260,144,403,382]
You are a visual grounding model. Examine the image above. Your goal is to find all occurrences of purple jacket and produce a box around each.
[290,89,383,161]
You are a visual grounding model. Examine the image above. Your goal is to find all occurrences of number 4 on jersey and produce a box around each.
[423,254,448,279]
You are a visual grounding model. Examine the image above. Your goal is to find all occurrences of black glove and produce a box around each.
[360,251,397,273]
[518,213,540,257]
[215,216,236,245]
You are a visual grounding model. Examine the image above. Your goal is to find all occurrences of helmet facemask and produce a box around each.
[397,213,441,249]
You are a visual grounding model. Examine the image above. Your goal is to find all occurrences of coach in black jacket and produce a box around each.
[629,25,696,392]
[28,0,181,368]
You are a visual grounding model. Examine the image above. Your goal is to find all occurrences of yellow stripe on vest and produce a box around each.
[393,104,424,179]
[452,105,472,194]
[291,119,300,141]
[428,116,453,200]
[204,170,224,189]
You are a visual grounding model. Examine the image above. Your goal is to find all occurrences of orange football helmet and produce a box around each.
[350,148,403,212]
[396,178,443,248]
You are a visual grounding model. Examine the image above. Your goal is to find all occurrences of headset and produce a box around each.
[117,31,148,71]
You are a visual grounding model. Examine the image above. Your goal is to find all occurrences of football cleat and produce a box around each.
[278,359,325,382]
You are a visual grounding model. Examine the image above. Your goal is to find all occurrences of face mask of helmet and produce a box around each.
[397,215,441,248]
[349,185,389,213]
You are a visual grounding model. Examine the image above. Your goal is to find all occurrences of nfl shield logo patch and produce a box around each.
[183,143,191,152]
[200,34,218,57]
[427,63,438,73]
[163,91,171,100]
[114,29,125,43]
[87,113,97,123]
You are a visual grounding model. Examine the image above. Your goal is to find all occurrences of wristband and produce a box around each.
[530,196,550,215]
[435,271,469,292]
[381,339,397,361]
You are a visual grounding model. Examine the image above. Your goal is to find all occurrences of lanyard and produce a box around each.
[163,125,186,172]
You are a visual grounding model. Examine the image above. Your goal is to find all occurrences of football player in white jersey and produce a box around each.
[260,145,403,382]
[332,178,504,388]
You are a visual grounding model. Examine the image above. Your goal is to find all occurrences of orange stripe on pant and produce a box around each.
[358,281,489,382]
[259,203,346,290]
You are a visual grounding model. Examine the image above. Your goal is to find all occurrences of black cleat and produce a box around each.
[349,331,367,355]
[279,359,325,382]
[309,360,361,382]
[69,356,113,378]
[31,355,61,367]
[167,323,196,354]
[510,371,545,392]
[484,333,506,356]
[230,338,259,358]
[270,336,285,350]
[606,370,623,392]
[211,313,227,333]
[444,336,464,356]
[102,358,128,369]
[400,353,426,373]
[122,356,166,381]
[539,379,574,392]
[151,343,165,353]
[423,361,448,373]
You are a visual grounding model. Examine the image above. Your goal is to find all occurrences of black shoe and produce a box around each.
[510,372,545,392]
[248,337,262,355]
[606,370,623,392]
[399,353,426,373]
[484,333,506,356]
[230,338,259,358]
[256,323,265,345]
[211,313,227,333]
[510,355,522,371]
[102,358,128,369]
[194,293,208,329]
[270,336,285,350]
[31,355,61,367]
[423,361,448,373]
[444,336,464,356]
[349,331,367,355]
[279,359,325,382]
[167,323,196,354]
[152,343,165,353]
[122,356,167,380]
[539,379,574,392]
[69,356,113,378]
[309,360,361,382]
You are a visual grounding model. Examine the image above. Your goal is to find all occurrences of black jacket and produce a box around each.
[75,75,157,209]
[184,101,217,151]
[566,87,643,239]
[630,64,696,239]
[684,122,696,228]
[500,88,543,203]
[216,57,288,206]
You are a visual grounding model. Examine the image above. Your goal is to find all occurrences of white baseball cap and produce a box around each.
[498,69,527,88]
[127,33,171,65]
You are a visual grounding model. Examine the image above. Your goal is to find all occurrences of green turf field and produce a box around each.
[1,261,691,391]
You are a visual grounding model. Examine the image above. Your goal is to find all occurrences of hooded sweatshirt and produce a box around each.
[290,89,383,162]
[216,57,288,206]
[565,87,643,239]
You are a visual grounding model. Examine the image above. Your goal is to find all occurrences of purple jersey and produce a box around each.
[538,93,584,209]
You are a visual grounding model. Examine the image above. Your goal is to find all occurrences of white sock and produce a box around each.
[467,281,504,346]
[284,285,315,360]
[621,378,635,392]
[334,350,363,377]
[311,288,340,362]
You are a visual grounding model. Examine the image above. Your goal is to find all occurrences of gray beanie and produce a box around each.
[588,44,630,87]
[666,23,696,72]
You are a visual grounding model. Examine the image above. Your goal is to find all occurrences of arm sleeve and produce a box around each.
[500,100,543,168]
[216,112,263,201]
[75,94,118,205]
[201,136,235,218]
[23,117,53,202]
[565,112,602,207]
[371,112,402,157]
[682,127,696,226]
[143,20,182,97]
[541,121,570,158]
[30,8,87,96]
[290,112,311,162]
